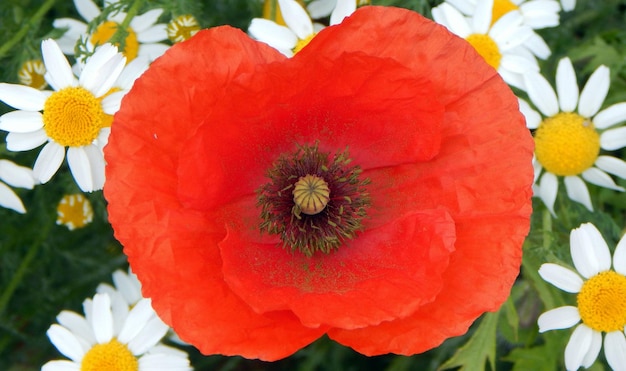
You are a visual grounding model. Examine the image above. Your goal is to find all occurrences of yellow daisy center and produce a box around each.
[492,0,519,25]
[18,60,47,90]
[293,33,316,54]
[91,21,139,62]
[534,112,600,176]
[465,34,501,69]
[56,194,94,230]
[80,338,138,371]
[43,87,103,147]
[577,271,626,333]
[167,15,200,43]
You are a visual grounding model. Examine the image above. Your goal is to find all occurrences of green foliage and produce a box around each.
[439,312,499,371]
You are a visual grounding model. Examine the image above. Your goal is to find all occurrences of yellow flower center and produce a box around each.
[80,338,138,371]
[534,112,600,176]
[293,33,316,54]
[43,87,104,147]
[492,0,519,25]
[466,34,502,69]
[18,60,47,90]
[167,15,201,43]
[293,174,330,215]
[56,194,94,230]
[91,21,139,62]
[577,271,626,333]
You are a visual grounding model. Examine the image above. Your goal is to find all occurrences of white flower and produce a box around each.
[432,0,538,90]
[0,39,126,192]
[520,57,626,214]
[248,0,355,57]
[307,0,367,19]
[42,293,192,371]
[0,159,36,213]
[538,223,626,371]
[444,0,561,29]
[53,0,169,63]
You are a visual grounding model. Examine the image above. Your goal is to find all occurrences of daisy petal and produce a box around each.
[578,65,610,118]
[112,270,142,305]
[0,160,35,189]
[538,172,558,216]
[118,298,155,344]
[595,156,626,179]
[330,0,356,25]
[570,223,611,278]
[524,32,551,59]
[138,352,191,370]
[101,91,126,115]
[56,311,95,345]
[67,147,94,192]
[79,45,126,97]
[90,293,113,343]
[561,0,576,11]
[519,98,541,129]
[0,83,46,111]
[0,182,27,213]
[581,167,625,191]
[537,306,580,332]
[472,0,493,34]
[136,25,168,43]
[115,57,149,90]
[564,324,594,371]
[46,324,86,362]
[564,175,593,211]
[83,144,105,191]
[278,0,314,40]
[604,331,626,371]
[42,360,81,371]
[307,0,336,19]
[137,43,170,61]
[593,102,626,129]
[613,233,626,275]
[538,263,583,293]
[74,0,100,22]
[0,110,44,133]
[524,71,559,117]
[33,142,65,183]
[42,39,76,91]
[431,3,472,38]
[6,130,48,152]
[556,57,579,112]
[601,127,626,151]
[130,8,163,33]
[127,316,169,355]
[248,18,298,51]
[581,330,603,368]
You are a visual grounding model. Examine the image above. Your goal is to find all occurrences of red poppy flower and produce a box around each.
[104,6,534,361]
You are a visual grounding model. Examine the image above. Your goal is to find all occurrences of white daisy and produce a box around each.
[42,293,192,371]
[0,39,126,192]
[538,223,626,371]
[520,57,626,214]
[249,0,355,57]
[432,0,538,90]
[444,0,561,29]
[0,159,36,213]
[307,0,369,19]
[53,0,169,63]
[96,268,190,346]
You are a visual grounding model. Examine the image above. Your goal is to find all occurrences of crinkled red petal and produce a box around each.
[303,7,534,354]
[105,27,326,361]
[219,206,455,329]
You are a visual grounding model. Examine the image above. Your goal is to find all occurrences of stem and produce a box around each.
[542,207,552,250]
[108,0,145,47]
[0,0,58,59]
[0,222,50,317]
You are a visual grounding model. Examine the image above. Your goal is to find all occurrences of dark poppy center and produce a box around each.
[257,143,370,257]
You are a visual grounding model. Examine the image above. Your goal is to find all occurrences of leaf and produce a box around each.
[438,311,499,371]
